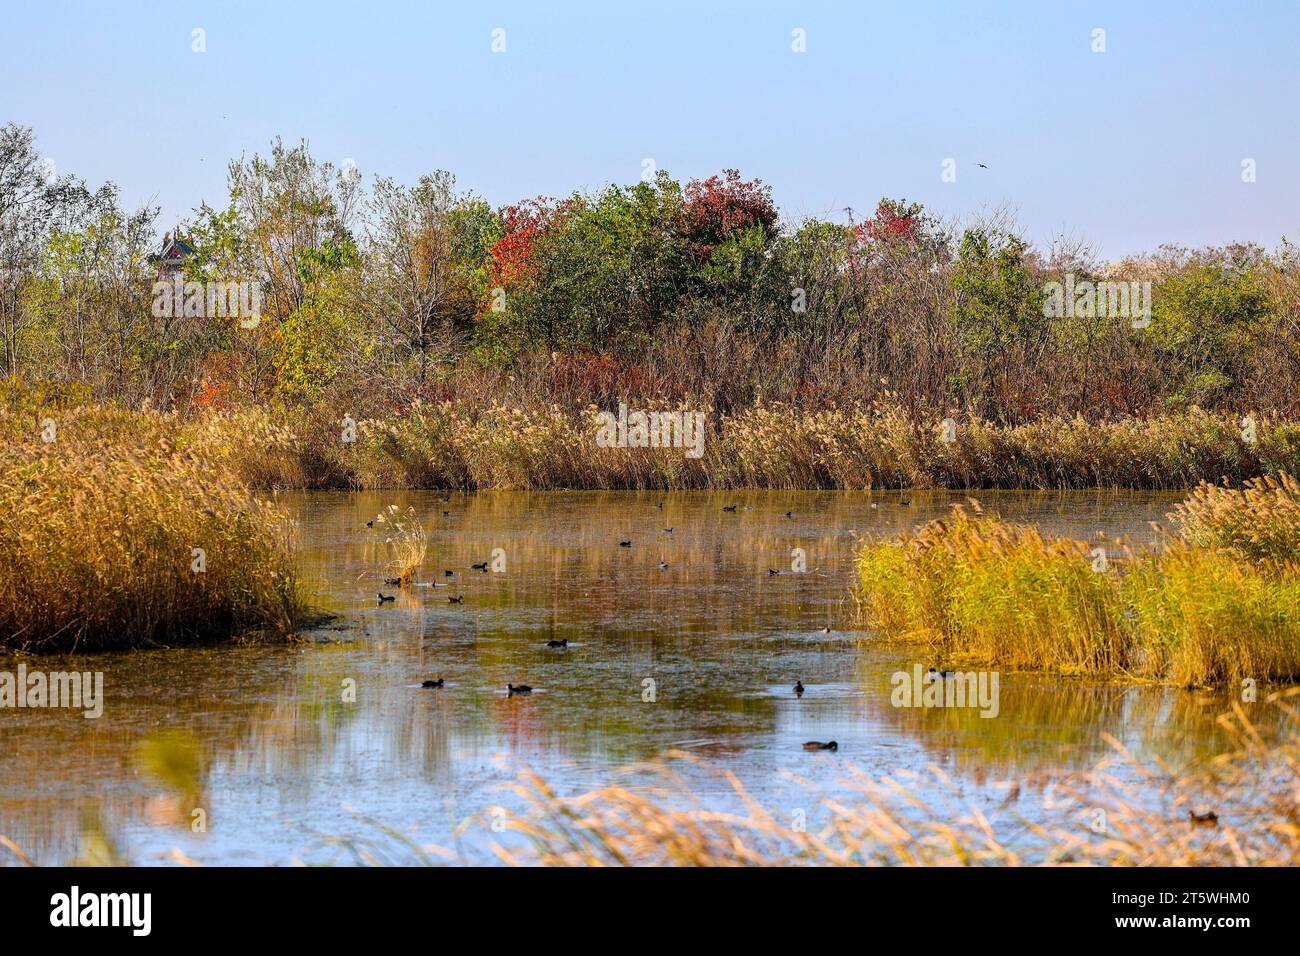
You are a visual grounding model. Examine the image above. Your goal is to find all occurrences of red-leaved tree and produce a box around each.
[860,198,925,243]
[680,169,778,262]
[490,197,559,287]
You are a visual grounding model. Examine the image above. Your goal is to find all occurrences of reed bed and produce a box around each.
[1171,472,1300,568]
[483,695,1300,866]
[858,504,1131,674]
[7,396,1298,492]
[0,406,308,652]
[857,475,1300,686]
[1126,547,1300,687]
[158,403,1300,491]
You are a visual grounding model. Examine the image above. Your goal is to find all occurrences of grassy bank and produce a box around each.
[857,474,1300,686]
[0,405,308,653]
[211,403,1300,491]
[10,400,1294,492]
[7,377,1300,491]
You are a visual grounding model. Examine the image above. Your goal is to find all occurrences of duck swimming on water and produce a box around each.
[803,741,837,751]
[377,593,396,603]
[421,679,444,688]
[507,683,533,695]
[793,680,805,696]
[546,639,567,648]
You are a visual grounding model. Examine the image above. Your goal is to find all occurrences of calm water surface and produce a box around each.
[0,490,1266,864]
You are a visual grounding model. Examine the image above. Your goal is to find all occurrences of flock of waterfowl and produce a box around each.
[369,499,906,753]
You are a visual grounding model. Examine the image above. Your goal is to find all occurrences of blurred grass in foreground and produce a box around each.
[4,695,1296,867]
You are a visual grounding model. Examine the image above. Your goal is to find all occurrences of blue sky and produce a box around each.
[2,0,1297,258]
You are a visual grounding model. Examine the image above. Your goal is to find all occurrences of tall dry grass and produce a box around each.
[858,504,1131,674]
[857,475,1300,686]
[1125,547,1300,686]
[370,504,428,585]
[485,695,1300,866]
[161,402,1300,492]
[0,406,308,652]
[7,391,1298,493]
[1171,472,1300,568]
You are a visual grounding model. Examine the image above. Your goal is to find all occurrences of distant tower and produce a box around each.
[153,229,193,277]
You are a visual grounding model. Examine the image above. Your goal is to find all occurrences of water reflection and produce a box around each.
[0,489,1272,865]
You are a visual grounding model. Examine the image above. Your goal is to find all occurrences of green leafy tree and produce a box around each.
[0,123,91,376]
[223,139,361,400]
[949,228,1047,418]
[520,173,689,352]
[1150,262,1272,406]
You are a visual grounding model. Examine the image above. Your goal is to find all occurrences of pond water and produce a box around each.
[0,489,1272,865]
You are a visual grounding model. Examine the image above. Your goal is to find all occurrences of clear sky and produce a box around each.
[2,0,1297,258]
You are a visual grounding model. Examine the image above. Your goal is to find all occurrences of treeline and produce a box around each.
[2,122,1299,422]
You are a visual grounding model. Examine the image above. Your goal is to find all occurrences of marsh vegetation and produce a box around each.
[857,474,1300,686]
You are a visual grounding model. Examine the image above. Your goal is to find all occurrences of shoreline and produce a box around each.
[30,402,1295,493]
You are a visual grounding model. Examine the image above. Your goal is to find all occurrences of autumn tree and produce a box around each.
[515,174,689,352]
[365,172,482,389]
[219,139,362,400]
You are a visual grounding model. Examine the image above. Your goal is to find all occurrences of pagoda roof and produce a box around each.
[158,234,194,260]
